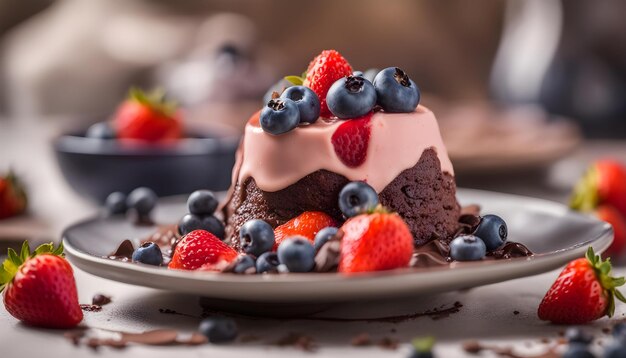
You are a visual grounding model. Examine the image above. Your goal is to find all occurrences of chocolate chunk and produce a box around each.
[314,237,342,272]
[109,239,134,259]
[92,294,111,306]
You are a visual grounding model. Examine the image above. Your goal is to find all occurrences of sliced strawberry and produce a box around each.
[538,247,626,324]
[339,211,414,273]
[596,205,626,258]
[274,211,337,250]
[1,241,83,328]
[168,230,237,271]
[303,50,353,118]
[331,112,373,167]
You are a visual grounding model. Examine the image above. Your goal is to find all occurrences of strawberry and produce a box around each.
[331,112,372,167]
[0,241,83,329]
[168,230,238,271]
[113,87,182,142]
[338,211,414,273]
[274,211,337,250]
[302,50,353,118]
[571,160,626,218]
[596,205,626,257]
[0,171,27,220]
[538,247,626,324]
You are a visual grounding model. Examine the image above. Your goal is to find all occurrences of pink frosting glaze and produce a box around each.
[235,105,454,193]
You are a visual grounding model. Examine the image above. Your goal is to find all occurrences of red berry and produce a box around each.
[571,159,626,218]
[537,247,626,324]
[0,171,27,220]
[331,112,372,167]
[596,205,626,257]
[303,50,353,118]
[274,211,337,250]
[1,242,83,329]
[339,212,414,273]
[168,230,237,271]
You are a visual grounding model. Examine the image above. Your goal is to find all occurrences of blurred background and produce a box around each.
[0,0,625,243]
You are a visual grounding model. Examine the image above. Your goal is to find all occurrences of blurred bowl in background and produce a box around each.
[53,127,239,203]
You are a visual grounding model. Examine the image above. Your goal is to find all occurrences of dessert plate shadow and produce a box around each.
[63,189,612,303]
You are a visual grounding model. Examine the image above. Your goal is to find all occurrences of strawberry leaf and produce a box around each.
[586,246,626,317]
[284,76,304,86]
[20,241,29,262]
[570,166,600,212]
[0,241,64,293]
[128,87,177,118]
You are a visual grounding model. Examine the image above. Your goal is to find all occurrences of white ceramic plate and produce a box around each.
[63,189,612,303]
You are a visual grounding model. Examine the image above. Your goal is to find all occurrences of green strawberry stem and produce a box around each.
[411,336,435,353]
[570,166,600,212]
[0,241,64,293]
[128,87,178,118]
[586,246,626,317]
[284,75,304,86]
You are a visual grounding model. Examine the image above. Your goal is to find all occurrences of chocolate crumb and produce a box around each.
[80,304,102,312]
[239,334,261,343]
[462,340,483,354]
[275,333,316,352]
[513,310,520,315]
[64,330,86,346]
[350,333,372,346]
[602,327,611,334]
[378,337,398,350]
[92,294,112,306]
[540,338,550,344]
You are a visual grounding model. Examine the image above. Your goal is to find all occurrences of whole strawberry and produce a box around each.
[1,241,83,328]
[596,205,626,257]
[339,211,414,273]
[274,211,337,250]
[0,171,27,220]
[168,230,238,271]
[113,87,182,142]
[538,247,626,324]
[571,160,626,218]
[302,50,353,118]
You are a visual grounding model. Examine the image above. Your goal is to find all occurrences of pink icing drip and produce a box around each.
[236,105,454,193]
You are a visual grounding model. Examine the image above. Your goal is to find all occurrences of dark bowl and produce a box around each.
[54,130,239,203]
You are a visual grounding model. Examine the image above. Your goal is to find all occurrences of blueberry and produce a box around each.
[239,219,275,256]
[338,181,379,218]
[178,214,225,239]
[126,187,157,217]
[314,227,338,251]
[565,327,593,345]
[563,343,594,358]
[131,242,163,266]
[373,67,420,113]
[280,86,320,124]
[605,340,626,358]
[231,255,256,274]
[474,214,508,251]
[326,76,377,119]
[86,122,116,139]
[259,98,300,135]
[187,190,218,216]
[198,317,238,343]
[613,323,626,339]
[449,235,487,261]
[277,236,316,273]
[352,71,364,77]
[256,252,280,273]
[104,191,127,215]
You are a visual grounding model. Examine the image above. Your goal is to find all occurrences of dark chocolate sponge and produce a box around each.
[222,148,460,249]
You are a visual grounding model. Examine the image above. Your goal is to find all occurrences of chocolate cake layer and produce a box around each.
[223,148,460,248]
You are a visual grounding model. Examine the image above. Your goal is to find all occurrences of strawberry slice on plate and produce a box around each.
[273,211,337,250]
[168,230,238,271]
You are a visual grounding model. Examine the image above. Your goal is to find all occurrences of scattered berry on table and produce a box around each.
[256,252,280,274]
[326,75,376,119]
[338,181,379,218]
[131,242,163,266]
[562,343,595,358]
[473,214,508,251]
[198,317,238,343]
[373,67,420,113]
[259,98,300,135]
[104,191,127,216]
[240,219,275,257]
[302,49,353,117]
[314,227,339,251]
[187,190,218,216]
[449,235,487,261]
[604,340,626,358]
[613,322,626,338]
[86,122,116,139]
[126,187,157,217]
[277,236,316,273]
[280,86,321,124]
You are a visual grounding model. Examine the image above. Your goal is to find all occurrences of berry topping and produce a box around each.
[338,181,379,218]
[178,214,225,239]
[198,317,238,343]
[230,255,256,274]
[280,86,321,124]
[473,214,508,251]
[104,191,127,216]
[240,219,275,257]
[187,190,218,216]
[114,88,182,142]
[373,67,420,113]
[168,230,238,271]
[331,112,372,167]
[314,227,339,251]
[126,187,157,217]
[86,121,116,139]
[1,241,83,328]
[326,76,377,119]
[538,247,626,324]
[449,235,487,261]
[131,242,163,266]
[259,98,300,135]
[0,171,27,220]
[277,236,316,273]
[302,50,353,117]
[256,252,280,273]
[339,211,413,273]
[274,211,337,249]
